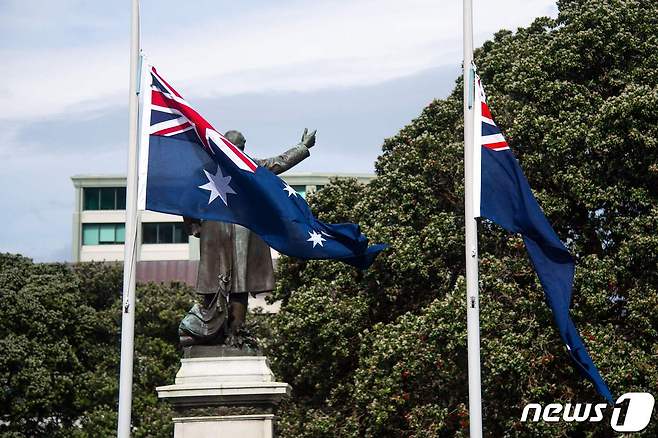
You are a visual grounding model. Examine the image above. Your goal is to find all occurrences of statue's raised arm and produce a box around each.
[246,128,316,175]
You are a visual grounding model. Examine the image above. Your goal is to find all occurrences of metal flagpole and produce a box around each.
[117,0,140,436]
[462,0,483,436]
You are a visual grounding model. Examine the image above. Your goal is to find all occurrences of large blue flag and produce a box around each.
[137,64,386,269]
[472,71,613,402]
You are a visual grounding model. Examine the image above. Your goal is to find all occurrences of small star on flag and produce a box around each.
[307,230,326,248]
[283,183,298,197]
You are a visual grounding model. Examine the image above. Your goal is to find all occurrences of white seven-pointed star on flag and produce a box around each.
[283,182,298,197]
[307,230,326,248]
[199,166,236,206]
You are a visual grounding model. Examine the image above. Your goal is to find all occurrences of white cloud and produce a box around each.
[0,45,127,120]
[0,0,555,121]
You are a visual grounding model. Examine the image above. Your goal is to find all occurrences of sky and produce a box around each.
[0,0,557,262]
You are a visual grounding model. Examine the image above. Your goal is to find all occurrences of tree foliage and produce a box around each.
[0,254,195,437]
[268,1,658,436]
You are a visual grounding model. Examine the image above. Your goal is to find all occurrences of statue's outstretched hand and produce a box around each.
[300,128,316,149]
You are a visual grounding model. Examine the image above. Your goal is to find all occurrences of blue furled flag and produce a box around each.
[136,64,386,269]
[472,70,613,403]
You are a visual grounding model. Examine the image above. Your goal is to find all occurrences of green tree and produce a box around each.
[268,0,658,436]
[0,254,195,437]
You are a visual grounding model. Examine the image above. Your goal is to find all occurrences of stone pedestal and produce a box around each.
[157,346,291,438]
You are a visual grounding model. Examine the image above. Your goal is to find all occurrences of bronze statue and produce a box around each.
[179,129,316,348]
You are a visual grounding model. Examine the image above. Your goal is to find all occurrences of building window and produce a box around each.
[291,185,306,199]
[82,223,125,245]
[142,222,189,244]
[83,187,126,210]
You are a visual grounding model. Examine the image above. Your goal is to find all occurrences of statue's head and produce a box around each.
[224,130,246,151]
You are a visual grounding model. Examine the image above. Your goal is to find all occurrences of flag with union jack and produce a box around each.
[136,61,386,269]
[471,68,613,403]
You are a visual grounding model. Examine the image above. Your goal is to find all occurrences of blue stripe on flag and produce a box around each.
[482,122,501,136]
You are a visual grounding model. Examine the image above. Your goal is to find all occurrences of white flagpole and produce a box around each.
[462,0,483,436]
[117,0,140,436]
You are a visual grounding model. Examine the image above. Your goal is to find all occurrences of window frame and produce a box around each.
[142,222,189,244]
[82,187,127,211]
[82,223,126,245]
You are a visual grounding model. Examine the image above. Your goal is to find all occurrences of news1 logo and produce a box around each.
[521,392,655,432]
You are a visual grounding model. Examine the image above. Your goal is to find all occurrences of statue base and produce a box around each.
[157,346,291,438]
